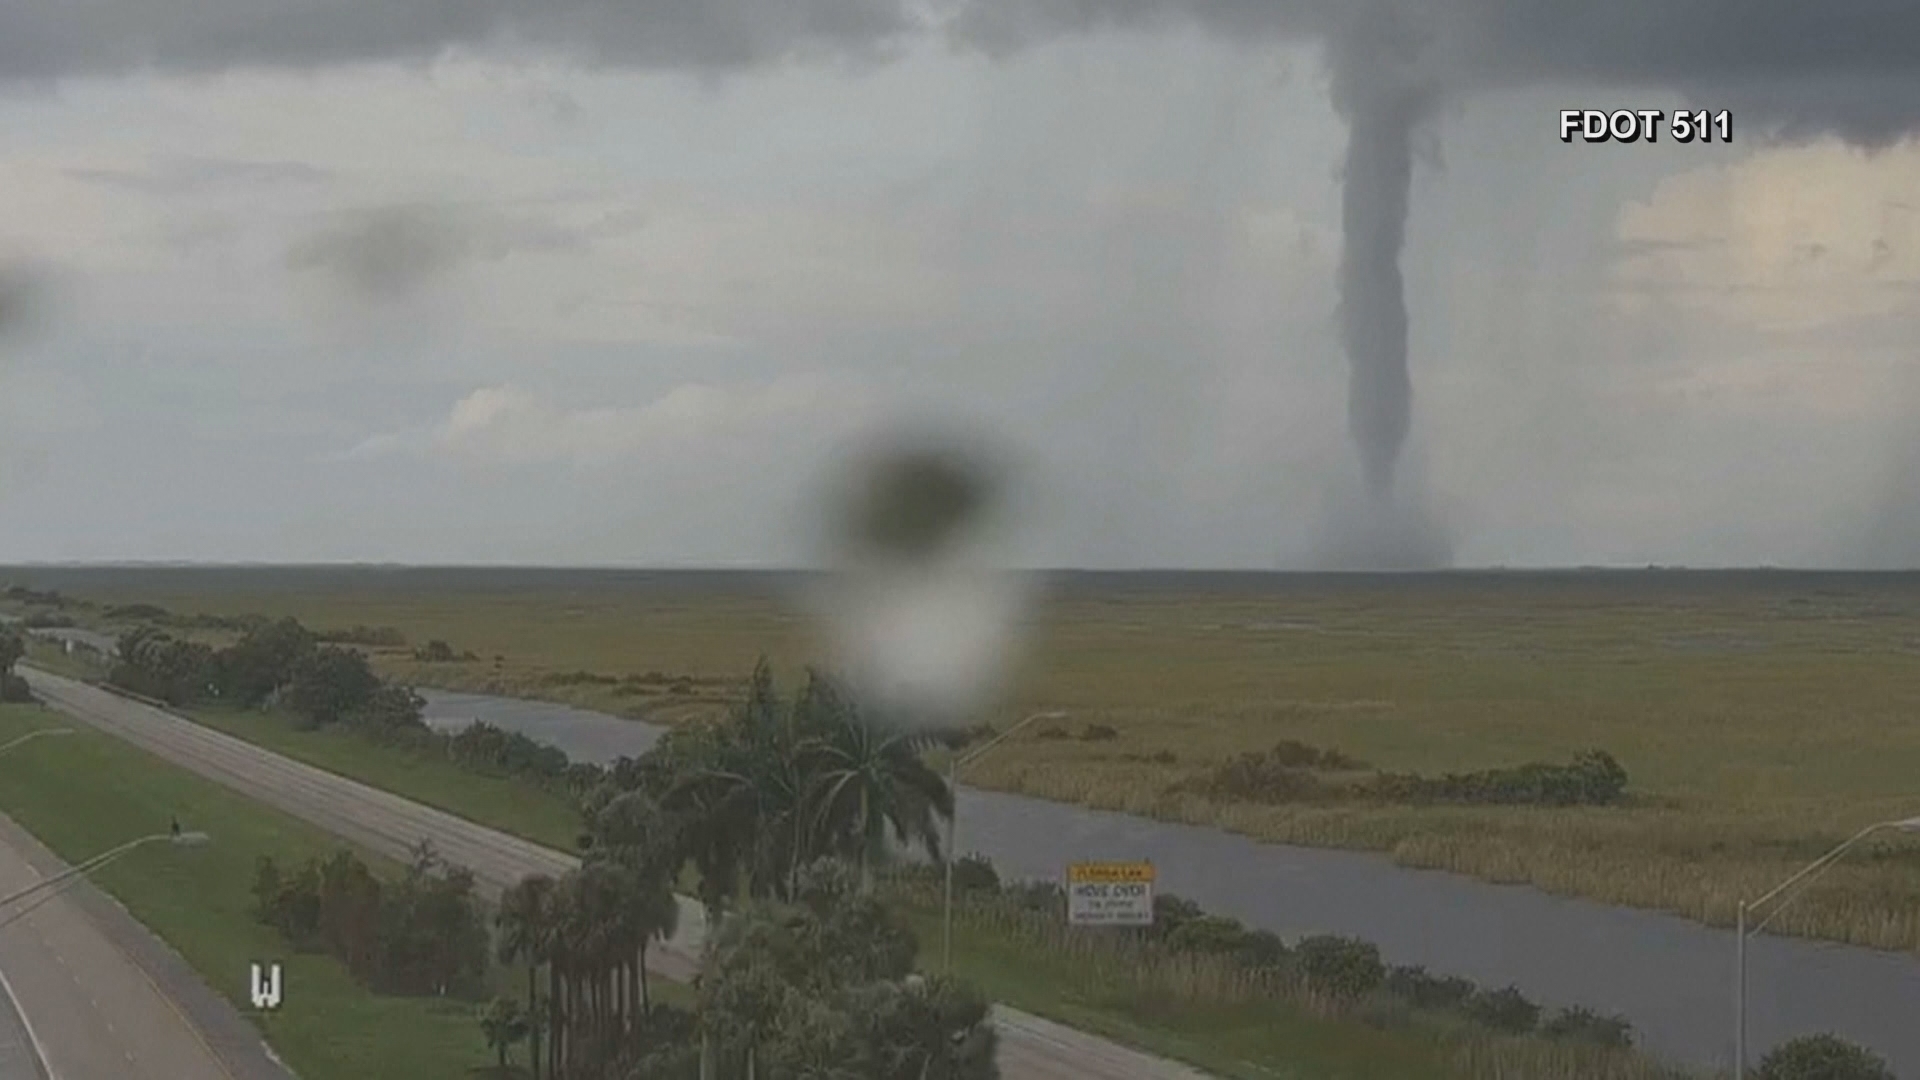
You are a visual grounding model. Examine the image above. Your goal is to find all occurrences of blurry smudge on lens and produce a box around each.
[809,425,1032,732]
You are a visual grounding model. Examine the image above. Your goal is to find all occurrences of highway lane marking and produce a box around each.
[0,961,57,1080]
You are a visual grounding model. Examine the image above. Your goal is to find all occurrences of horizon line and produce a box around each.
[3,561,1918,574]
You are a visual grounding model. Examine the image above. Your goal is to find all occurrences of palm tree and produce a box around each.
[799,671,953,890]
[584,789,683,1013]
[542,877,577,1078]
[567,865,620,1058]
[495,874,554,1080]
[625,861,681,1013]
[658,660,817,905]
[479,996,529,1071]
[652,661,957,902]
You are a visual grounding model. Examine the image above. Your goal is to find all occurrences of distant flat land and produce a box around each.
[10,564,1920,950]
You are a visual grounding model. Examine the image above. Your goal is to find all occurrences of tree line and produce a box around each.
[0,630,32,702]
[485,662,989,1079]
[1183,737,1630,808]
[139,620,985,1078]
[108,618,606,794]
[252,842,491,997]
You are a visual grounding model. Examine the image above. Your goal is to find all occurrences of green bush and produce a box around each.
[1165,915,1253,955]
[949,853,1000,896]
[1295,936,1384,1001]
[1176,739,1376,804]
[316,625,408,647]
[1365,749,1629,807]
[1147,893,1204,939]
[1184,753,1328,803]
[253,845,489,998]
[1462,985,1540,1034]
[1755,1034,1894,1080]
[1235,928,1292,970]
[1385,965,1475,1011]
[1541,1006,1634,1048]
[0,674,30,703]
[2,585,65,606]
[104,603,171,621]
[1268,739,1369,770]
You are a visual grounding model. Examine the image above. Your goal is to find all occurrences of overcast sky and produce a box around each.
[0,13,1917,568]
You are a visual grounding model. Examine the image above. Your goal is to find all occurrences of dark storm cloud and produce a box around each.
[0,0,925,81]
[287,203,632,300]
[288,204,475,300]
[950,0,1920,560]
[949,1,1920,140]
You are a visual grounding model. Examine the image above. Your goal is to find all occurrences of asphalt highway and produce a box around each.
[24,668,1209,1080]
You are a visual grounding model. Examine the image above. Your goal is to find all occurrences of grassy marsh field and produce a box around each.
[10,565,1920,951]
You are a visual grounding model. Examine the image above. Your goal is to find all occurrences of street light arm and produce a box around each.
[956,711,1065,770]
[0,835,159,911]
[1747,821,1892,925]
[0,728,69,756]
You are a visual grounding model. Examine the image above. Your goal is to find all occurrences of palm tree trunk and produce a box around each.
[625,954,637,1029]
[526,962,542,1080]
[547,965,561,1077]
[859,806,880,894]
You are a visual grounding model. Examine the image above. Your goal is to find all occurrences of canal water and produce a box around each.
[417,690,1920,1076]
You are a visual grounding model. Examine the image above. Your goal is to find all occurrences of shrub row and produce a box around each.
[1366,750,1629,807]
[1180,745,1629,808]
[97,602,262,634]
[916,855,1635,1049]
[251,843,491,998]
[411,639,477,662]
[1,585,68,607]
[0,631,31,703]
[339,690,600,795]
[109,617,610,799]
[317,625,408,647]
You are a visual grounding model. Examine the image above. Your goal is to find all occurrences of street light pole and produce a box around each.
[1735,899,1746,1080]
[1732,815,1920,1077]
[943,709,1067,974]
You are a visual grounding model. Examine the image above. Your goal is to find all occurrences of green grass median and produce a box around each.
[189,704,584,852]
[0,702,504,1080]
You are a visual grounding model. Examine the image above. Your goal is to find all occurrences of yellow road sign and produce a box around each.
[1068,861,1155,885]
